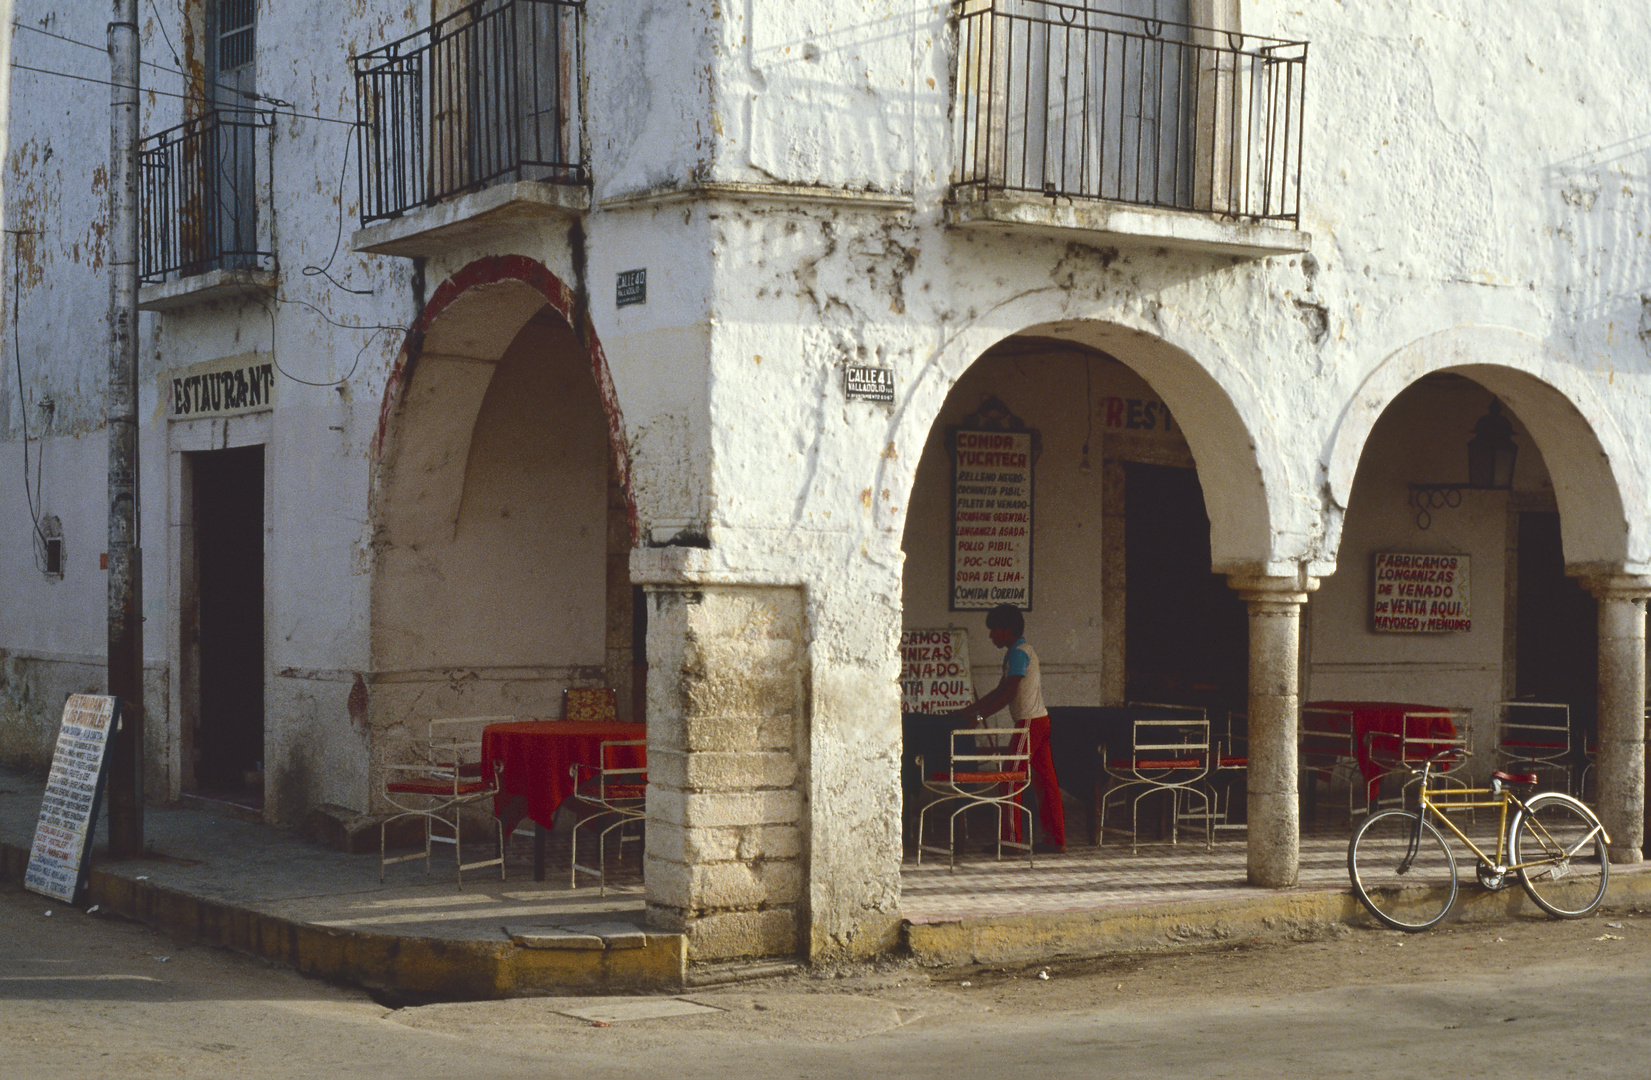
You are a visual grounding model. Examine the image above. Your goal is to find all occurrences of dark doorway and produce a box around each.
[1124,462,1248,717]
[191,445,264,799]
[1515,511,1596,749]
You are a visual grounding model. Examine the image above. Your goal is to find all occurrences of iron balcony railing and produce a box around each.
[353,0,586,226]
[954,1,1307,223]
[139,109,274,283]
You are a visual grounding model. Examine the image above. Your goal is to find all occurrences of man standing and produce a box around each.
[947,604,1066,853]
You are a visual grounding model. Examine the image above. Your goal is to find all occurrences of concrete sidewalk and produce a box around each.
[4,763,1647,999]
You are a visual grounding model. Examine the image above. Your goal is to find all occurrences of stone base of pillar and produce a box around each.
[638,582,809,960]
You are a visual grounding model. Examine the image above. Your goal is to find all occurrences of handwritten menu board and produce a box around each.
[1372,553,1471,633]
[25,695,118,903]
[951,429,1033,610]
[899,629,977,713]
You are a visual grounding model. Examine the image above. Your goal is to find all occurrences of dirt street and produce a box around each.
[3,879,1648,1079]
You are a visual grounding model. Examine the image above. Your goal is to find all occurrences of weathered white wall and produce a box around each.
[4,0,1651,956]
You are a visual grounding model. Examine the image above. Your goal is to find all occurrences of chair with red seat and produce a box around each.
[1098,705,1213,853]
[1368,708,1472,810]
[915,725,1033,870]
[379,716,510,887]
[1208,710,1248,834]
[1495,700,1572,794]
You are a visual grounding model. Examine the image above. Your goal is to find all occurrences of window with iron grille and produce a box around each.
[217,0,255,74]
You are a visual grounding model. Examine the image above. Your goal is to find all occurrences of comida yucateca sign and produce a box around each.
[951,429,1033,610]
[1372,553,1471,633]
[167,352,277,419]
[25,695,118,904]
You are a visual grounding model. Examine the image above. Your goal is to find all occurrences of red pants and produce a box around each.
[1004,715,1065,847]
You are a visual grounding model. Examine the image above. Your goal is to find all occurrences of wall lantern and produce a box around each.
[1408,400,1518,529]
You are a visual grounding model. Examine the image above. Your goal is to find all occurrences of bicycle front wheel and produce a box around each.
[1512,792,1610,919]
[1348,810,1458,932]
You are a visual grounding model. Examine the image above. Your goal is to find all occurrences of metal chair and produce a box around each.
[380,716,509,887]
[916,726,1033,870]
[1098,704,1213,853]
[1495,700,1572,794]
[1369,708,1472,810]
[1299,704,1362,820]
[563,685,618,724]
[1209,710,1248,834]
[569,738,647,895]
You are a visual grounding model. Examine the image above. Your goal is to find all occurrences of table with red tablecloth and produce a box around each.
[482,719,646,880]
[1303,700,1460,802]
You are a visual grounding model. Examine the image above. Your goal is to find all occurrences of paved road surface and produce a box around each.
[3,880,1647,1079]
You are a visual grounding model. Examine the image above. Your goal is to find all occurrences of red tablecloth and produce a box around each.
[1304,701,1458,800]
[482,720,645,835]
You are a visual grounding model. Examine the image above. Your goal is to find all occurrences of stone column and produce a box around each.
[638,579,808,959]
[1583,574,1651,864]
[1229,572,1317,888]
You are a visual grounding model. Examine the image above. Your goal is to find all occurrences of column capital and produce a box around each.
[1227,571,1320,605]
[1579,573,1651,603]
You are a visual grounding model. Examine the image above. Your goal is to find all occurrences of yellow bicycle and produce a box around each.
[1348,748,1610,932]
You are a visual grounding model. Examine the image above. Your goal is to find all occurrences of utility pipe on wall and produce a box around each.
[106,0,143,857]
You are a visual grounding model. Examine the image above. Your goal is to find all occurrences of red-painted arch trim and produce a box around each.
[373,255,636,544]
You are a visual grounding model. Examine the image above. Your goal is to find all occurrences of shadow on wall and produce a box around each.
[1544,133,1651,347]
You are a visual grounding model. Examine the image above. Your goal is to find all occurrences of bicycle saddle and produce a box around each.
[1491,768,1538,786]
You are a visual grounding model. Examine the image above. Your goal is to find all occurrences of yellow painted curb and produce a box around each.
[905,868,1651,967]
[2,841,685,998]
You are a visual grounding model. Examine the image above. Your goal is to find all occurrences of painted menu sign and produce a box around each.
[899,629,977,713]
[1372,553,1471,633]
[25,695,118,903]
[951,429,1034,610]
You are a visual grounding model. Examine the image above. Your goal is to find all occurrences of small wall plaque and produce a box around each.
[844,365,894,402]
[616,269,647,307]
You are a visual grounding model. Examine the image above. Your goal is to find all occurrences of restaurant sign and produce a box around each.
[167,352,276,420]
[1372,553,1471,633]
[951,429,1033,610]
[25,695,118,903]
[899,628,976,713]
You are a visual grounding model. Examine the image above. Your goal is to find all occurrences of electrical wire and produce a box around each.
[8,231,50,572]
[302,122,373,296]
[8,58,355,127]
[12,20,297,112]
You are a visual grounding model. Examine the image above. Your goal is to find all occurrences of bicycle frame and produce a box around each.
[1412,767,1607,876]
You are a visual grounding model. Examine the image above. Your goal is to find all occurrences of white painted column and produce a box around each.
[1584,574,1651,864]
[1229,572,1317,888]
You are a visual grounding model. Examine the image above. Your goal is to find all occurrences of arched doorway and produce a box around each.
[369,261,635,799]
[1321,339,1644,859]
[897,332,1252,853]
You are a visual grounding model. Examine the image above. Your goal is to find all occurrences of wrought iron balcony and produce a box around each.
[352,0,586,227]
[139,109,274,284]
[953,1,1308,224]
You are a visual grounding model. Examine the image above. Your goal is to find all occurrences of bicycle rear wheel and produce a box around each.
[1348,810,1458,932]
[1512,792,1609,918]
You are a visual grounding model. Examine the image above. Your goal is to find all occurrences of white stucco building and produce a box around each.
[2,0,1648,960]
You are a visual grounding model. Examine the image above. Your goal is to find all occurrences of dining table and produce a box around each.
[1303,700,1460,804]
[481,718,646,880]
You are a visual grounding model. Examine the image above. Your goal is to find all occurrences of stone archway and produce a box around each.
[887,317,1314,887]
[368,257,636,795]
[1322,327,1649,861]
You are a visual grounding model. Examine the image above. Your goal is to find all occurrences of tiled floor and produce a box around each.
[900,828,1355,923]
[520,821,1364,924]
